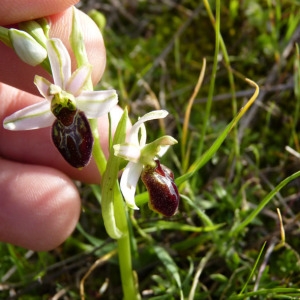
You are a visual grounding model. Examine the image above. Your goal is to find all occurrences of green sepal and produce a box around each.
[140,135,178,166]
[36,18,50,39]
[70,7,92,91]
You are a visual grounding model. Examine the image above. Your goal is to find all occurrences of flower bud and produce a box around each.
[88,9,106,31]
[70,7,90,69]
[19,20,48,48]
[9,29,47,66]
[141,159,179,217]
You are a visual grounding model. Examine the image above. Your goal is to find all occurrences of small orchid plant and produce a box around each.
[0,7,179,300]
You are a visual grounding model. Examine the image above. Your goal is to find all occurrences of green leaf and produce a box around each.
[230,170,300,237]
[101,107,129,239]
[153,245,183,300]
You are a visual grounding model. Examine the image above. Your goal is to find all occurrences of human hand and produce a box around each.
[0,0,123,251]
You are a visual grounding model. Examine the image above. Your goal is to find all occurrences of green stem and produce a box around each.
[114,187,140,300]
[0,26,11,47]
[99,109,140,299]
[91,114,139,297]
[90,113,139,298]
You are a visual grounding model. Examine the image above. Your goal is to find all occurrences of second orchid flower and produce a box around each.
[113,110,179,215]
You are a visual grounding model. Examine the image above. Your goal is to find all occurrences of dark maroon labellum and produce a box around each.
[141,159,179,217]
[52,107,94,168]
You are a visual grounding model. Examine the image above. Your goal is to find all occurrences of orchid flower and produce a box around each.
[3,38,118,167]
[113,110,177,209]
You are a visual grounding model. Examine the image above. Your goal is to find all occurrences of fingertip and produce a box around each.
[0,159,81,251]
[0,0,79,25]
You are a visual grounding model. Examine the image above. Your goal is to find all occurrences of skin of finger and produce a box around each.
[0,83,127,183]
[0,7,106,95]
[0,158,81,251]
[0,0,79,25]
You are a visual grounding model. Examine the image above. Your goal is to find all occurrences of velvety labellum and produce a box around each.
[141,159,179,217]
[52,107,94,168]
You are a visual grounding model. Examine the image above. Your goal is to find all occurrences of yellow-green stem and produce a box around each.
[96,108,140,299]
[114,186,140,300]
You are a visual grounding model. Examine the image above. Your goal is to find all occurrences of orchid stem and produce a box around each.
[114,186,140,300]
[92,109,140,299]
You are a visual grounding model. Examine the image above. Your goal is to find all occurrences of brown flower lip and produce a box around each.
[52,108,93,168]
[141,159,179,217]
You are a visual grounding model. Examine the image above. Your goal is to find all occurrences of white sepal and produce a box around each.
[120,161,143,209]
[3,100,55,130]
[76,90,118,119]
[46,38,71,89]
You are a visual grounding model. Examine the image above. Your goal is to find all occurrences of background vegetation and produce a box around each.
[1,0,300,299]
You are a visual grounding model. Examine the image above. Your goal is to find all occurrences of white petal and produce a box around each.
[76,90,118,118]
[129,110,168,144]
[3,100,54,130]
[120,162,142,209]
[34,75,53,100]
[66,65,92,96]
[113,143,141,162]
[47,39,71,89]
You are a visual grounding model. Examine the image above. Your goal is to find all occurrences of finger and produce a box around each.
[0,7,106,95]
[0,158,81,251]
[0,0,79,25]
[0,83,125,183]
